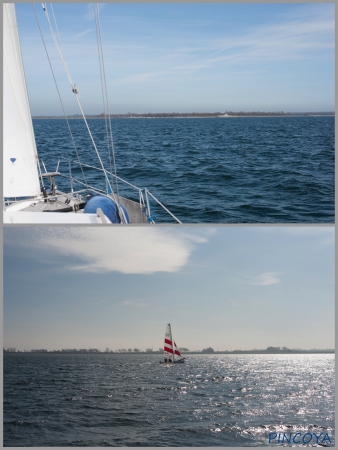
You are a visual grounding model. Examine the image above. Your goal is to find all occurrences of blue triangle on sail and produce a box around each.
[10,158,16,163]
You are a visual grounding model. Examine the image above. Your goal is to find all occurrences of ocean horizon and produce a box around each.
[33,115,334,223]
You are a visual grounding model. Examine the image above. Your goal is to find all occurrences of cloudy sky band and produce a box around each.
[4,226,334,351]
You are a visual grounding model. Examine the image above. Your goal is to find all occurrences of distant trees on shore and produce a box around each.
[4,346,334,354]
[32,111,334,119]
[201,347,215,353]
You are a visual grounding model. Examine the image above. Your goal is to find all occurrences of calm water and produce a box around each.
[4,353,335,446]
[33,116,335,223]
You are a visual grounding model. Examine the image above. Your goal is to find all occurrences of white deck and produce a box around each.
[3,211,110,224]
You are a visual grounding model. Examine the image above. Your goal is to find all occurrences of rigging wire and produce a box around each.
[94,5,113,192]
[94,3,119,197]
[50,3,66,64]
[40,3,128,222]
[32,3,88,190]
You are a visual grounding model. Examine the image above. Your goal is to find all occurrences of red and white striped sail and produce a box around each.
[174,342,181,357]
[163,324,183,361]
[164,324,174,356]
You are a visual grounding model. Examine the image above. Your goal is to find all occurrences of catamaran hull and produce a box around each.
[160,359,185,364]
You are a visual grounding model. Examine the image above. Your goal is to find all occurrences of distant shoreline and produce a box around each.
[32,112,335,120]
[4,350,334,355]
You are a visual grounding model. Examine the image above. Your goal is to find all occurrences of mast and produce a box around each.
[171,324,175,362]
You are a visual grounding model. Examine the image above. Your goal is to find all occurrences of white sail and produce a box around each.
[3,3,40,198]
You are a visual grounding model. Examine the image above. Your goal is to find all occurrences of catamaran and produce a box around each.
[3,3,181,224]
[160,324,185,364]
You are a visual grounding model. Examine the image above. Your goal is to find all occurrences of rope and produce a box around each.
[94,4,119,197]
[32,4,88,189]
[145,189,182,223]
[94,4,113,192]
[41,3,74,87]
[50,4,66,62]
[40,3,128,223]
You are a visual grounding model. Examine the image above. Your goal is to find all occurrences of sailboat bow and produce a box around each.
[3,4,181,225]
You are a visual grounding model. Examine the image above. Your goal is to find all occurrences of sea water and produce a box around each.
[4,353,334,446]
[33,116,334,223]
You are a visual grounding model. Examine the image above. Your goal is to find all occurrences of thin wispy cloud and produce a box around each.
[113,5,333,84]
[208,46,233,58]
[246,272,282,286]
[120,300,147,308]
[75,29,93,39]
[250,227,334,246]
[119,70,172,84]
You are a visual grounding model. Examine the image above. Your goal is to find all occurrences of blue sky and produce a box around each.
[15,3,334,115]
[3,226,334,351]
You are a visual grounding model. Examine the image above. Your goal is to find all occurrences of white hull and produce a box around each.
[159,359,185,364]
[3,189,148,224]
[3,210,106,224]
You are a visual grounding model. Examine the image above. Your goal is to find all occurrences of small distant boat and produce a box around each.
[160,324,185,364]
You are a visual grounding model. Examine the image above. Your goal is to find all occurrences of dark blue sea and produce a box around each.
[4,353,335,446]
[32,116,334,223]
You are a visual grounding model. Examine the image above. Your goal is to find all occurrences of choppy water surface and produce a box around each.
[33,116,334,223]
[4,353,334,446]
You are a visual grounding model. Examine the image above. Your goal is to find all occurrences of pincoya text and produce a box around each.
[268,432,332,445]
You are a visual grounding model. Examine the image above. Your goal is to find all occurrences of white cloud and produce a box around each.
[8,227,214,275]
